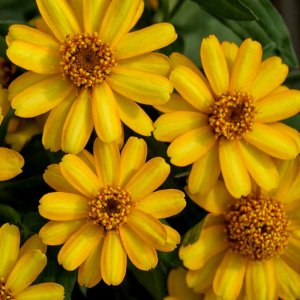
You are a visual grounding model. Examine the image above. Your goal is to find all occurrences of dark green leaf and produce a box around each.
[182,219,204,246]
[0,203,21,224]
[57,269,77,300]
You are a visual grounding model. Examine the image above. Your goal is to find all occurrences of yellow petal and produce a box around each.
[67,0,83,30]
[19,235,46,258]
[119,137,147,187]
[200,35,229,95]
[0,224,20,280]
[245,260,276,300]
[15,283,64,300]
[170,66,213,113]
[154,111,208,142]
[119,224,158,270]
[7,41,60,74]
[39,192,90,221]
[213,251,246,299]
[219,139,251,198]
[93,138,120,187]
[99,0,141,47]
[92,82,122,143]
[39,220,85,246]
[101,230,127,285]
[229,38,262,92]
[188,144,220,195]
[61,89,93,154]
[283,169,300,204]
[108,67,172,105]
[221,41,238,75]
[244,122,299,159]
[77,150,96,173]
[36,0,81,41]
[237,140,279,191]
[60,154,100,198]
[167,126,216,167]
[116,93,154,136]
[0,147,24,181]
[129,1,144,31]
[255,89,300,122]
[137,189,185,219]
[116,23,177,60]
[11,75,73,117]
[155,224,181,252]
[58,222,103,270]
[6,250,46,295]
[125,157,170,201]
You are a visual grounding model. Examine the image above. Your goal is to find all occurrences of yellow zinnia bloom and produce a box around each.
[6,0,177,154]
[0,87,24,181]
[154,35,300,198]
[38,137,186,286]
[0,223,64,300]
[180,157,300,300]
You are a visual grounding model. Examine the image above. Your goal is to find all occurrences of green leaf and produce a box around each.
[56,269,77,300]
[182,219,204,246]
[0,203,21,224]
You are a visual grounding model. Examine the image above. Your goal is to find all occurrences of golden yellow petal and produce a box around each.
[101,230,127,285]
[68,0,83,30]
[116,23,177,60]
[220,41,238,75]
[155,224,181,252]
[200,35,229,95]
[283,170,300,205]
[0,147,24,181]
[77,150,96,173]
[129,1,144,31]
[35,18,53,36]
[229,38,262,92]
[19,235,46,258]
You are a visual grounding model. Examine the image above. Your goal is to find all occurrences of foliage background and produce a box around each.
[0,0,299,299]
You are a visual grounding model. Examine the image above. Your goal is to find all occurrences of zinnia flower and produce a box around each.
[6,0,176,154]
[0,223,64,300]
[0,87,24,181]
[38,137,186,286]
[154,35,300,198]
[180,157,300,299]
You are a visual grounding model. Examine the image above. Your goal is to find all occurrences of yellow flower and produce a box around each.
[0,87,24,181]
[38,137,186,286]
[0,223,64,300]
[6,0,177,154]
[154,35,300,198]
[180,157,300,300]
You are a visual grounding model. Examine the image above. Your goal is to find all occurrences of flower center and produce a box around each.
[225,193,289,260]
[60,33,116,88]
[0,277,13,300]
[89,186,133,231]
[208,91,256,140]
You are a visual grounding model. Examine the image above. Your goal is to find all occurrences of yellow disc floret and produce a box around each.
[0,277,13,300]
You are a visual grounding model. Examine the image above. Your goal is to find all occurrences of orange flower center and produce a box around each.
[88,185,134,231]
[60,33,116,88]
[0,277,13,300]
[225,193,289,260]
[209,91,256,140]
[0,57,16,88]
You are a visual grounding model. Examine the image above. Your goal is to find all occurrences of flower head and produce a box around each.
[6,0,177,153]
[154,35,300,198]
[38,137,186,286]
[0,223,64,300]
[180,157,300,299]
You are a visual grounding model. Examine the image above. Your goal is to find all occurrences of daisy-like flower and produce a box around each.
[180,157,300,300]
[38,137,186,286]
[6,0,176,154]
[0,87,24,181]
[154,35,300,198]
[0,223,64,300]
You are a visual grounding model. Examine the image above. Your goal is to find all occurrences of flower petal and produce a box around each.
[220,41,238,75]
[60,154,100,198]
[0,147,24,181]
[39,192,90,221]
[36,0,81,41]
[58,222,103,270]
[167,126,216,167]
[155,224,181,252]
[229,38,262,92]
[61,89,93,154]
[101,230,127,285]
[219,139,251,198]
[125,157,170,201]
[119,223,158,270]
[15,283,64,300]
[200,35,229,95]
[108,67,172,105]
[244,122,299,159]
[19,235,46,258]
[39,220,85,245]
[92,82,122,143]
[154,111,208,142]
[6,250,46,295]
[116,23,176,60]
[213,251,246,299]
